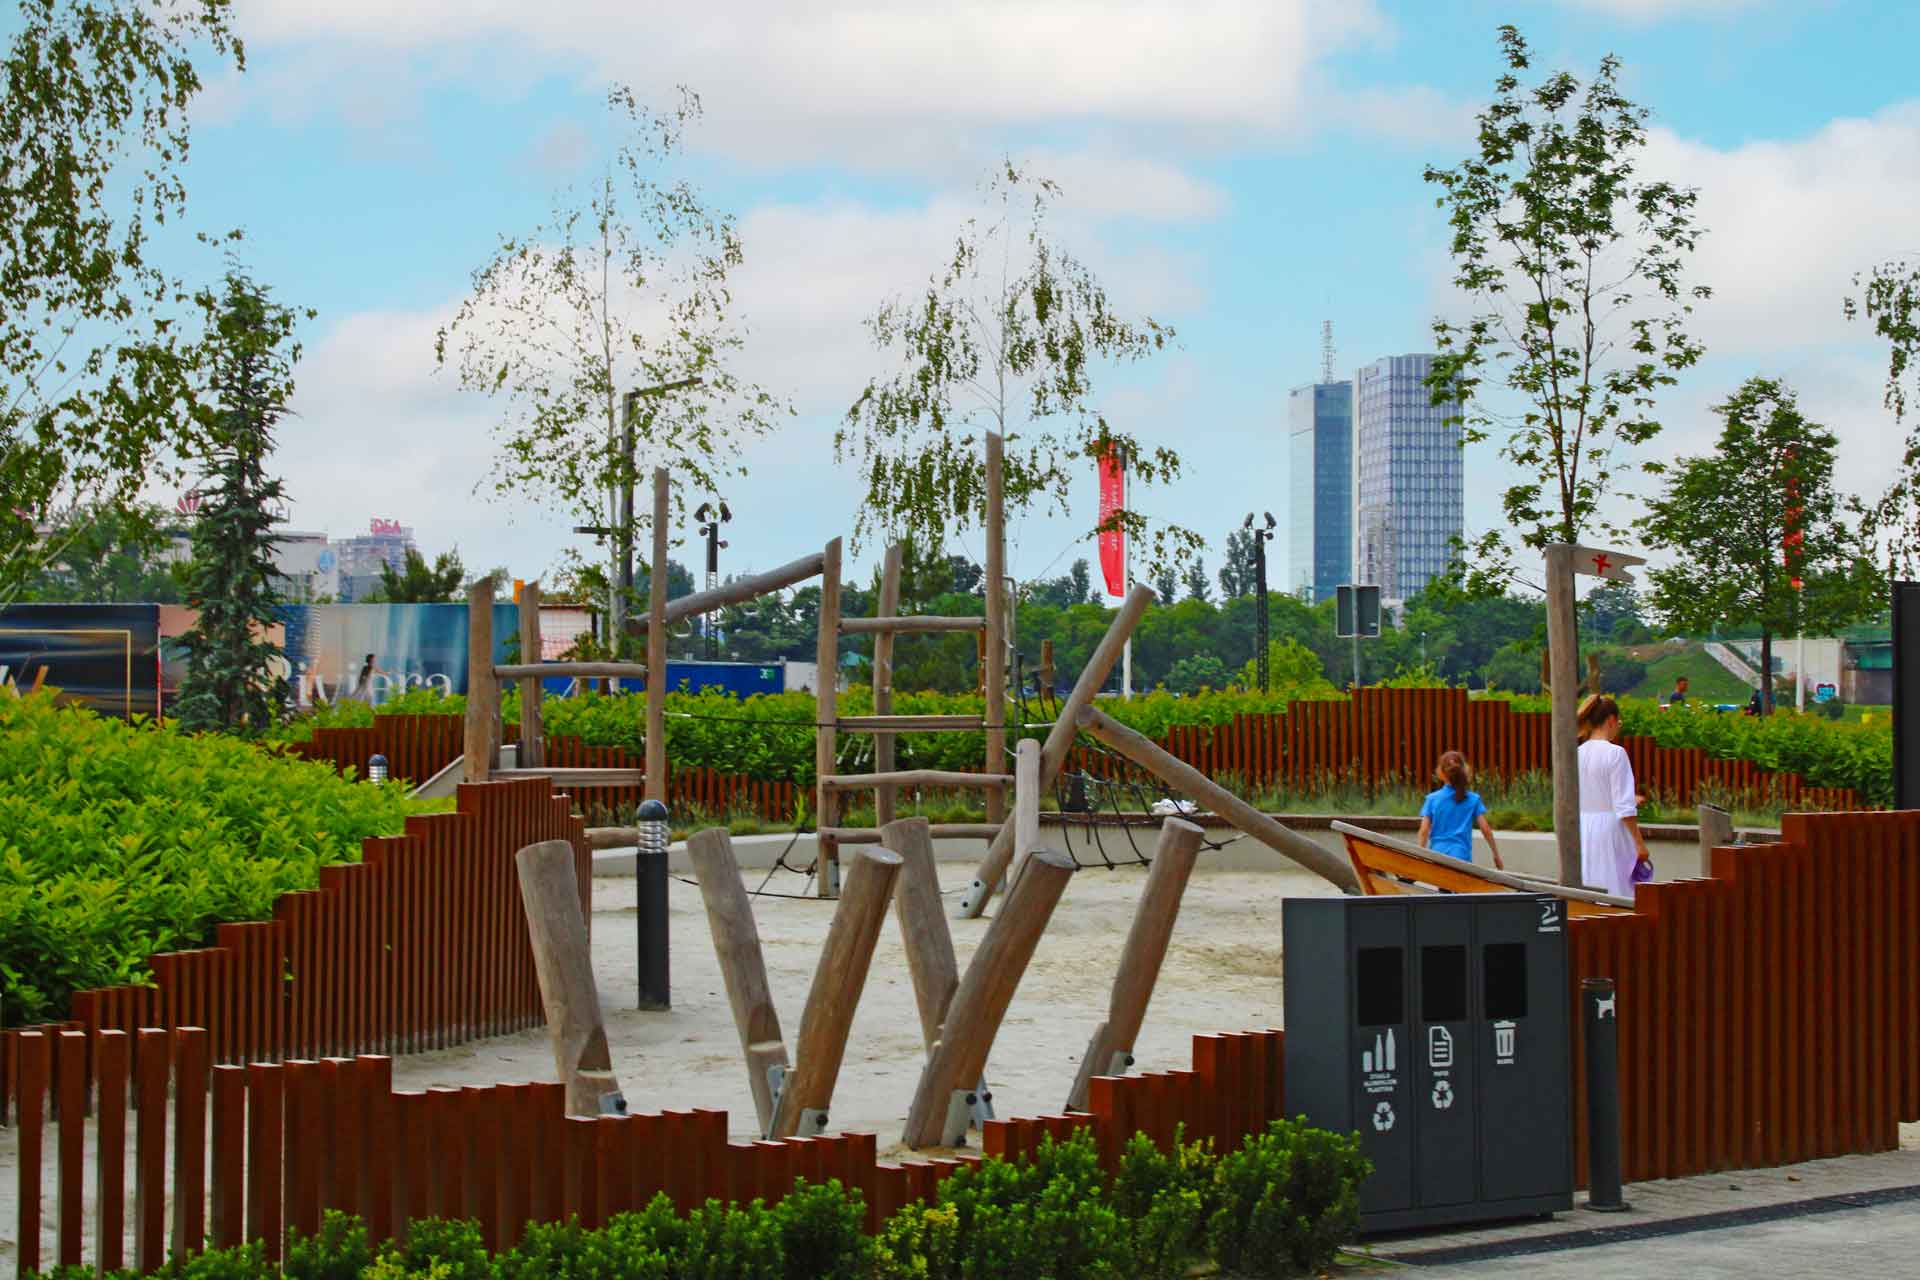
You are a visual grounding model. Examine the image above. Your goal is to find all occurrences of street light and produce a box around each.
[636,798,670,1010]
[1244,512,1277,692]
[367,753,388,785]
[695,500,731,659]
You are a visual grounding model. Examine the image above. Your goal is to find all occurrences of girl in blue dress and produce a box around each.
[1416,750,1505,869]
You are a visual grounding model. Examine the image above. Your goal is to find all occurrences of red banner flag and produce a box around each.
[1098,447,1126,597]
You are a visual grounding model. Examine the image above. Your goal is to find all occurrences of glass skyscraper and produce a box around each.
[1354,354,1463,607]
[1287,382,1352,603]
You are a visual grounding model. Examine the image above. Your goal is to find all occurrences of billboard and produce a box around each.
[0,604,162,719]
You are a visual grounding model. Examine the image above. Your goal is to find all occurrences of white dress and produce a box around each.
[1578,738,1641,898]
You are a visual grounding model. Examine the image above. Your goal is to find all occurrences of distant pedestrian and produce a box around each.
[1667,675,1689,706]
[1417,750,1504,870]
[351,653,385,704]
[1577,696,1653,898]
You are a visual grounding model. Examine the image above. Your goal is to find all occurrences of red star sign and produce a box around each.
[1590,553,1612,576]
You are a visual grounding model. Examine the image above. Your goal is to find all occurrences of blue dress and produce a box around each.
[1421,787,1488,862]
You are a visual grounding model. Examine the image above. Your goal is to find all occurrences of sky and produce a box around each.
[136,0,1919,596]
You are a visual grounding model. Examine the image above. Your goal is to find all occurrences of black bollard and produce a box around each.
[1582,977,1628,1211]
[636,799,670,1010]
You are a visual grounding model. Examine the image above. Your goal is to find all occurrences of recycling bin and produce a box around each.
[1282,893,1571,1232]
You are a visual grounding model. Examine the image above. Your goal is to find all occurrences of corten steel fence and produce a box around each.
[290,690,1855,819]
[0,778,587,1116]
[5,1025,1288,1274]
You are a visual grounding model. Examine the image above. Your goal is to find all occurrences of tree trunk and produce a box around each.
[1759,630,1774,715]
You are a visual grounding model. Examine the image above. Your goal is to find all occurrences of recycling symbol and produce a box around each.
[1431,1079,1455,1110]
[1372,1100,1396,1132]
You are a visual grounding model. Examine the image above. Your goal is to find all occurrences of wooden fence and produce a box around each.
[288,689,1855,821]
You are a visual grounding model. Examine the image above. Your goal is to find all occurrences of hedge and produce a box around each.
[31,1123,1369,1280]
[1,694,433,1025]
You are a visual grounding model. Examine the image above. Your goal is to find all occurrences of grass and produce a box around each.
[1628,644,1755,705]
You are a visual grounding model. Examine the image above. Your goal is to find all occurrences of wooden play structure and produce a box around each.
[1333,821,1632,915]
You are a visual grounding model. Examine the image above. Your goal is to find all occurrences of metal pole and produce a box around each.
[1255,535,1270,693]
[1582,977,1628,1211]
[636,799,670,1010]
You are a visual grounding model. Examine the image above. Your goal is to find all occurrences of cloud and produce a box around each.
[1550,0,1760,17]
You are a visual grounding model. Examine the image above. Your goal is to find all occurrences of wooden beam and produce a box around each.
[646,467,669,804]
[839,615,987,635]
[772,846,903,1136]
[1009,738,1041,887]
[1066,818,1204,1110]
[1544,544,1582,885]
[495,768,646,787]
[884,818,959,1054]
[835,714,982,732]
[493,661,649,680]
[625,549,826,634]
[959,584,1155,918]
[815,538,844,895]
[585,826,639,850]
[687,828,789,1136]
[515,839,623,1116]
[820,770,1013,792]
[516,580,545,769]
[1077,705,1360,892]
[464,579,496,783]
[817,823,1005,843]
[874,542,904,829]
[1332,821,1633,908]
[984,431,1007,830]
[903,848,1076,1148]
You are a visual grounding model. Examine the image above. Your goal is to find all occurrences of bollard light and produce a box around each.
[636,799,671,1010]
[368,754,388,785]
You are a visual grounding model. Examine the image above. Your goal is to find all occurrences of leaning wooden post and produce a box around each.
[1544,544,1582,886]
[645,468,670,803]
[1066,818,1205,1111]
[959,584,1154,917]
[687,828,789,1136]
[1076,706,1360,892]
[517,580,545,770]
[983,432,1008,827]
[464,578,496,782]
[814,537,845,895]
[885,817,959,1053]
[772,845,902,1137]
[905,847,1076,1147]
[516,840,625,1116]
[874,543,904,829]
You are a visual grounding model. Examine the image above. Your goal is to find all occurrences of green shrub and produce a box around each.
[873,1202,963,1280]
[154,1243,268,1279]
[0,694,432,1023]
[1207,1118,1369,1278]
[775,1179,872,1278]
[383,1219,491,1280]
[1112,1129,1218,1280]
[284,1210,374,1280]
[935,1131,1134,1279]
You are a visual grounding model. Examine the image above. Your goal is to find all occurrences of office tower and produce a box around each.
[1354,353,1463,608]
[1288,381,1353,603]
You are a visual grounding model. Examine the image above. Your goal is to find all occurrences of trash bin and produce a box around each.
[1282,893,1571,1231]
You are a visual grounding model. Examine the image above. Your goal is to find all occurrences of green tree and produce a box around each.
[1164,653,1228,694]
[1217,526,1258,598]
[1151,561,1178,604]
[175,271,307,735]
[1845,259,1920,572]
[1483,640,1542,693]
[363,548,467,603]
[1180,557,1211,603]
[1237,638,1336,694]
[1637,377,1883,714]
[18,502,186,602]
[1425,25,1709,588]
[0,0,243,604]
[1069,557,1095,605]
[838,161,1196,578]
[436,86,786,648]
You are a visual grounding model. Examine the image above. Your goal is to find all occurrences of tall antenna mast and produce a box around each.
[1320,320,1336,383]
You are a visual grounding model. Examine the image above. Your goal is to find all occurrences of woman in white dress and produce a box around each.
[1576,696,1652,898]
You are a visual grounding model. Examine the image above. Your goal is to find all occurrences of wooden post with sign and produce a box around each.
[1545,543,1647,888]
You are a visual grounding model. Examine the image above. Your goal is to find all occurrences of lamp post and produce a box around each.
[367,754,388,785]
[1244,512,1277,692]
[695,500,731,660]
[636,798,670,1010]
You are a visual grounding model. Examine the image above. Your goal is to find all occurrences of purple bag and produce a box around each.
[1630,857,1655,884]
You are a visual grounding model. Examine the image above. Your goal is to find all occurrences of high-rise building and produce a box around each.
[1354,353,1463,608]
[1287,381,1353,603]
[333,519,416,603]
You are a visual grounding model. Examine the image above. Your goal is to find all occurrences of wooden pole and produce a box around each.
[1039,639,1055,695]
[884,818,959,1053]
[1544,544,1583,885]
[984,433,1007,827]
[1009,738,1041,887]
[646,468,669,803]
[464,578,496,782]
[875,542,903,830]
[960,584,1155,917]
[1065,818,1205,1110]
[515,839,624,1116]
[517,580,544,769]
[1697,803,1735,880]
[1076,706,1359,892]
[625,549,826,634]
[815,538,844,895]
[772,845,902,1137]
[687,827,789,1135]
[904,847,1076,1147]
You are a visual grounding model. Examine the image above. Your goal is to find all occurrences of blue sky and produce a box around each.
[152,0,1917,594]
